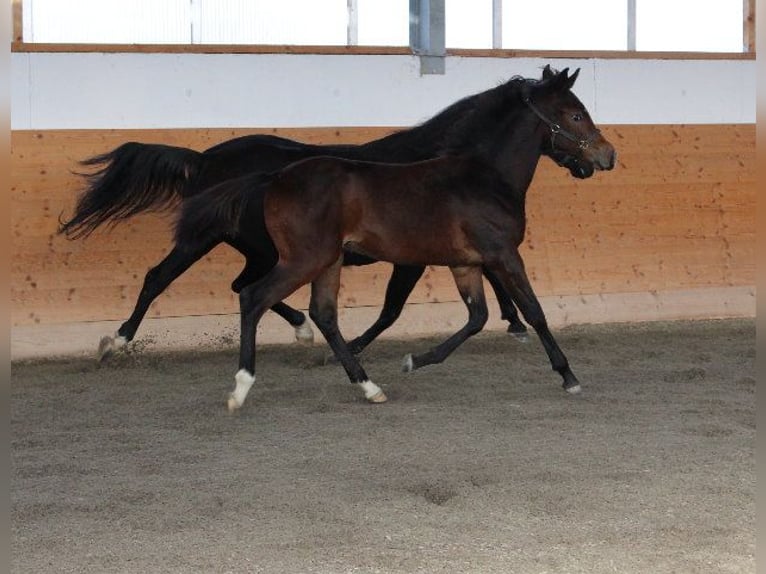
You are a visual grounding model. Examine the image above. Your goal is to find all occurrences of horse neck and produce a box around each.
[479,110,546,199]
[355,126,442,162]
[355,95,481,162]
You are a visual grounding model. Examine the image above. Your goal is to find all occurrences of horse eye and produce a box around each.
[572,113,583,122]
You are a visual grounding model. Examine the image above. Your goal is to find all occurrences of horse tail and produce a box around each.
[58,141,203,239]
[174,173,267,248]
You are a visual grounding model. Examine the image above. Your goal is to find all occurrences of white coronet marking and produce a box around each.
[359,380,387,403]
[294,320,315,344]
[566,384,582,395]
[97,332,127,361]
[228,369,256,411]
[402,354,414,373]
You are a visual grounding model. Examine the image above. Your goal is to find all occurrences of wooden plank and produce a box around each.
[11,42,756,60]
[12,0,23,43]
[10,124,756,327]
[744,0,755,53]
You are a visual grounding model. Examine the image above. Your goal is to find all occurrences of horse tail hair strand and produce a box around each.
[58,142,203,239]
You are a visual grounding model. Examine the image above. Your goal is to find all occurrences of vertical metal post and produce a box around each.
[492,0,502,49]
[627,0,636,51]
[347,0,358,46]
[409,0,445,75]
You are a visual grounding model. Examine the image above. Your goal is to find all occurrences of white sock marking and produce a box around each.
[358,380,383,400]
[231,369,256,408]
[113,334,127,350]
[294,320,314,343]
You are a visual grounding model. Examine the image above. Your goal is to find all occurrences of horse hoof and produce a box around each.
[367,391,388,404]
[359,380,387,404]
[294,321,315,344]
[97,334,127,362]
[565,384,582,395]
[509,331,529,343]
[402,354,414,373]
[227,393,242,413]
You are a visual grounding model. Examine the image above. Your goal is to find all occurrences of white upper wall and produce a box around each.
[11,52,755,130]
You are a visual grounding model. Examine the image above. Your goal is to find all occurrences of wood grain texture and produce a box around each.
[11,124,755,327]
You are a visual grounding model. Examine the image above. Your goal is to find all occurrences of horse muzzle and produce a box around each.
[588,143,617,171]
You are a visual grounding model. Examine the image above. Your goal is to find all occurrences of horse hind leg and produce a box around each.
[345,264,425,355]
[232,262,314,344]
[486,252,581,394]
[325,263,424,363]
[98,240,217,361]
[229,263,318,412]
[403,266,488,372]
[483,267,529,342]
[310,257,386,403]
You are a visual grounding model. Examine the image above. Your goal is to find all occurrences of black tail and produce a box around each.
[174,173,269,247]
[59,142,203,239]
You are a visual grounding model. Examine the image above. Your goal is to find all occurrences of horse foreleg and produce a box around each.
[403,266,488,372]
[310,257,386,403]
[346,264,425,355]
[98,241,217,361]
[486,252,581,394]
[483,267,529,342]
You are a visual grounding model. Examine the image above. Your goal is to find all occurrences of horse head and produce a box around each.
[525,66,616,174]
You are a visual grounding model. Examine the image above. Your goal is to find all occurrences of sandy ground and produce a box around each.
[11,319,755,573]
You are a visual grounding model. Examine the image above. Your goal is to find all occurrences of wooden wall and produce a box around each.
[11,123,756,329]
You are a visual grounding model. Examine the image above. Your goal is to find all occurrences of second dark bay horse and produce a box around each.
[59,65,594,361]
[175,67,616,411]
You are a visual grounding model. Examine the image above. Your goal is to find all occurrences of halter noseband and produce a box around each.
[522,95,595,151]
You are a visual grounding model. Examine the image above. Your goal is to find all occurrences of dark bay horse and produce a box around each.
[59,65,594,361]
[175,67,616,411]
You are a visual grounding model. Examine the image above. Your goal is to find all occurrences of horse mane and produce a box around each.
[363,74,545,159]
[439,76,542,156]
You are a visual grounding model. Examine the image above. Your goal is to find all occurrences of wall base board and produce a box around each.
[11,285,755,362]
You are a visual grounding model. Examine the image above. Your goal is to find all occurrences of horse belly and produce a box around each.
[342,225,483,267]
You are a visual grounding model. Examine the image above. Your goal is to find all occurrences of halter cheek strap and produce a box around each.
[522,96,595,151]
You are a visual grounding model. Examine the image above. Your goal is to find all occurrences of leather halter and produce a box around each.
[522,96,597,151]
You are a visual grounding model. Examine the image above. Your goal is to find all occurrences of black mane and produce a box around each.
[355,76,537,160]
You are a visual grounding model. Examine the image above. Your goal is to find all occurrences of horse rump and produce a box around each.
[59,142,203,239]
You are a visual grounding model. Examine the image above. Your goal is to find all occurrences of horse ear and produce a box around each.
[542,64,556,79]
[549,67,579,91]
[547,67,569,90]
[566,68,581,89]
